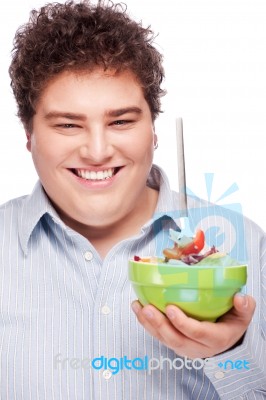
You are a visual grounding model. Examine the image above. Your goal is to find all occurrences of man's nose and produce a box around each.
[79,128,113,163]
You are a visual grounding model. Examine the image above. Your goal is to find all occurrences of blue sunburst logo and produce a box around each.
[153,173,247,263]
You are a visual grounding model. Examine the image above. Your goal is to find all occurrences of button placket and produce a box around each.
[101,305,111,315]
[84,251,93,261]
[102,369,112,380]
[214,371,225,379]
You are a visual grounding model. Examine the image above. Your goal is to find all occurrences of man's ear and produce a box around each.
[153,133,158,149]
[26,132,31,152]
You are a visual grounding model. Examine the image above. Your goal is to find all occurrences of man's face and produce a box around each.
[28,68,156,229]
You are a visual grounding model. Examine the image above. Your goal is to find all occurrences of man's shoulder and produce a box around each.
[0,196,30,244]
[0,195,29,221]
[0,195,28,210]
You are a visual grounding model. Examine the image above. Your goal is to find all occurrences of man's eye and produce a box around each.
[58,124,77,128]
[111,120,132,126]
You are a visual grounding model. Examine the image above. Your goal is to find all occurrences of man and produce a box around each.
[0,1,264,399]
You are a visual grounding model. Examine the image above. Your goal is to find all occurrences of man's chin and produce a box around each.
[58,206,126,230]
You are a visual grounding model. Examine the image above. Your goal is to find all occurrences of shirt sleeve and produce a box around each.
[204,228,266,399]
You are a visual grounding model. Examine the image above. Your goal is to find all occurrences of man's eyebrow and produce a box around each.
[106,107,142,117]
[44,111,87,121]
[43,107,142,120]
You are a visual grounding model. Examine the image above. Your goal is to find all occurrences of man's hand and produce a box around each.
[132,294,256,359]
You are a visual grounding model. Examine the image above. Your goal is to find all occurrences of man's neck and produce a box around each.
[88,187,159,259]
[57,186,159,259]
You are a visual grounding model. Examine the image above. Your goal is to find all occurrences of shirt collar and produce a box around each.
[18,181,66,255]
[18,165,181,255]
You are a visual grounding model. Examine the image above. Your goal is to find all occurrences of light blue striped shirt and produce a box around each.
[0,165,265,399]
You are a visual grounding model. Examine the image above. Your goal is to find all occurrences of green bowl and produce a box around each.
[129,259,247,322]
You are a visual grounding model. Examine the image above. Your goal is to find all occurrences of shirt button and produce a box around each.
[103,369,112,380]
[84,251,93,261]
[214,371,225,379]
[101,305,111,315]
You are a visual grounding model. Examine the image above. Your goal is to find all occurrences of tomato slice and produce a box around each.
[181,230,205,255]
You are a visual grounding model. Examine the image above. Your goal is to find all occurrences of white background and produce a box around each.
[0,0,265,230]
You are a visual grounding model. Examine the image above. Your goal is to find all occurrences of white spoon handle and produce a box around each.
[176,118,188,218]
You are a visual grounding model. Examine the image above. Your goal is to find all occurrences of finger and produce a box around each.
[131,301,167,342]
[138,304,211,358]
[205,294,256,351]
[165,294,256,347]
[165,305,215,346]
[132,302,218,358]
[163,305,234,357]
[132,301,187,349]
[218,294,256,324]
[232,293,256,319]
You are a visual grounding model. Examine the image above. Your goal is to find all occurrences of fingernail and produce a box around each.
[242,295,248,309]
[166,308,175,320]
[131,301,141,315]
[236,293,248,309]
[143,309,154,320]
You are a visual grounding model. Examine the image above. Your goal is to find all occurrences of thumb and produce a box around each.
[232,293,256,320]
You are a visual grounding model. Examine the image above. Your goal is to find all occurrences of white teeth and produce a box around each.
[90,171,97,180]
[96,171,104,180]
[76,168,116,181]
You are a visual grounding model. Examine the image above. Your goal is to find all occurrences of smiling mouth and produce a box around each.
[70,167,121,181]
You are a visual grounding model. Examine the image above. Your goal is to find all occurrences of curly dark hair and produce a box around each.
[9,0,165,131]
